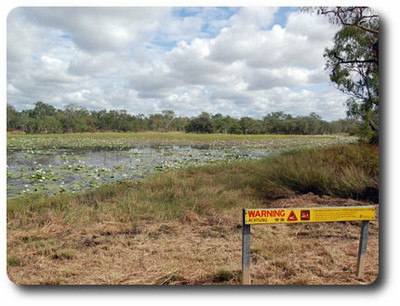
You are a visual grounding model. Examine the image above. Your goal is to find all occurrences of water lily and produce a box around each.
[7,134,357,198]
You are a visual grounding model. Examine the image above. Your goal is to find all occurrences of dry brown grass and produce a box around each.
[7,193,378,285]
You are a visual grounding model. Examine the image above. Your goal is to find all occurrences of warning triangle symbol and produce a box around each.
[287,210,298,222]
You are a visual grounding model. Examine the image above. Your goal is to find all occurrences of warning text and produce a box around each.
[244,206,375,225]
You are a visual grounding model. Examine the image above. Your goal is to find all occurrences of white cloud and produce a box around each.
[166,39,223,86]
[68,51,126,77]
[247,67,324,90]
[20,7,169,53]
[7,9,45,63]
[229,6,277,30]
[7,84,21,95]
[7,7,349,120]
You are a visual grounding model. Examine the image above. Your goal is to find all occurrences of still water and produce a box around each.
[7,145,270,198]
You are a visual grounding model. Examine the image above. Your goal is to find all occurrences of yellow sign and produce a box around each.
[244,206,375,225]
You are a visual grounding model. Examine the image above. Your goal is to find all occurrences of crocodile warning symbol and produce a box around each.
[287,210,298,222]
[300,210,311,221]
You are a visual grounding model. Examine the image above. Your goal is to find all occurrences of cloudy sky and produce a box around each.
[7,6,349,120]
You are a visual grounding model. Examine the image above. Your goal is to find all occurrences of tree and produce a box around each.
[25,101,62,134]
[149,113,165,132]
[62,103,93,133]
[31,101,57,118]
[316,7,379,143]
[185,112,214,134]
[112,110,133,132]
[161,110,176,131]
[212,113,240,134]
[7,104,18,131]
[263,112,291,134]
[239,117,263,134]
[170,116,189,132]
[27,115,63,134]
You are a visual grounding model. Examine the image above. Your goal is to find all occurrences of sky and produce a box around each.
[7,6,350,121]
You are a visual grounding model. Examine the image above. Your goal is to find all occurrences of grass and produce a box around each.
[8,143,378,228]
[255,144,379,201]
[133,144,378,218]
[7,143,379,285]
[7,131,356,198]
[7,255,21,267]
[7,131,355,151]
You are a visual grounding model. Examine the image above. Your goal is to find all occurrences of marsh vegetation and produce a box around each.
[7,132,357,198]
[7,132,378,285]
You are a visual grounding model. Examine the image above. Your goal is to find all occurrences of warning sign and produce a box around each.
[244,206,375,225]
[300,210,310,221]
[287,210,298,222]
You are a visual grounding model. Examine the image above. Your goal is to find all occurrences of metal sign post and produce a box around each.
[357,220,371,277]
[242,209,251,285]
[241,206,376,285]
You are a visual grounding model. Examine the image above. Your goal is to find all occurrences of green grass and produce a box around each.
[253,144,379,201]
[7,131,354,151]
[52,248,76,260]
[7,143,378,229]
[7,255,21,267]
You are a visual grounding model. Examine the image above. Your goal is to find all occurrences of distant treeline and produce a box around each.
[7,102,361,135]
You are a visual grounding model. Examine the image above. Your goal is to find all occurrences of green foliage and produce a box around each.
[185,112,214,133]
[321,7,379,143]
[8,102,360,136]
[62,103,93,133]
[7,255,21,267]
[26,115,64,134]
[7,104,18,131]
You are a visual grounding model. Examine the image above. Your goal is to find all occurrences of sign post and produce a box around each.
[357,220,371,277]
[241,206,376,285]
[242,209,251,285]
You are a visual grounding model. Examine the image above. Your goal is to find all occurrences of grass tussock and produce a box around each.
[7,143,379,285]
[255,144,379,201]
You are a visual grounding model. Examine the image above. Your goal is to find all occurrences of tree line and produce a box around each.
[7,101,360,135]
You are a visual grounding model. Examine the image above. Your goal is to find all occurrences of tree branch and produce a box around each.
[319,7,379,35]
[333,52,378,66]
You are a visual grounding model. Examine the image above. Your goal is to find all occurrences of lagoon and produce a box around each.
[6,133,357,198]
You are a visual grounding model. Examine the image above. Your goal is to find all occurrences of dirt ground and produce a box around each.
[7,193,379,285]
